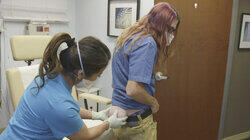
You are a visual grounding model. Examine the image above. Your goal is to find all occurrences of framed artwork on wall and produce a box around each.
[107,0,140,37]
[239,13,250,50]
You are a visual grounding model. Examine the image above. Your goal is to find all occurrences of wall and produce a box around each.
[75,0,154,110]
[0,0,155,127]
[0,0,76,128]
[222,0,250,138]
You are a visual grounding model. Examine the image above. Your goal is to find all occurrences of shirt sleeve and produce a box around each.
[44,102,84,139]
[128,41,157,84]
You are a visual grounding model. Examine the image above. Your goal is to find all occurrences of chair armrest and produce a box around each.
[79,93,111,105]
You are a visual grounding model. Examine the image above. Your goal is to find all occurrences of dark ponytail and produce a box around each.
[33,33,111,92]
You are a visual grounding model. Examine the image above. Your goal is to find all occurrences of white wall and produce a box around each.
[0,0,76,128]
[0,0,155,128]
[2,1,76,69]
[75,0,154,110]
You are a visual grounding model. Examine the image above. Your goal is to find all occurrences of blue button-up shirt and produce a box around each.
[112,33,158,111]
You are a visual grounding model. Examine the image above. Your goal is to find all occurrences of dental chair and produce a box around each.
[5,35,115,140]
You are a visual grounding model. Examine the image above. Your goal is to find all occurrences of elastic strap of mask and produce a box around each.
[76,41,85,75]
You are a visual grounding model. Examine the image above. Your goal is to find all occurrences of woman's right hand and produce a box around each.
[106,110,127,128]
[151,98,159,114]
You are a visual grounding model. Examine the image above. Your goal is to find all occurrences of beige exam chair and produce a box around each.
[5,35,114,139]
[7,36,78,108]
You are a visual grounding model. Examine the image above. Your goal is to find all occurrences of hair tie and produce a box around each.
[66,38,75,47]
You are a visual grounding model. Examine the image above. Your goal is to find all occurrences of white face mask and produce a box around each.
[75,80,84,89]
[166,33,175,46]
[83,79,94,90]
[75,79,94,90]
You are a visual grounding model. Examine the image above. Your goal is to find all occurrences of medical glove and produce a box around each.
[92,107,111,121]
[105,110,127,128]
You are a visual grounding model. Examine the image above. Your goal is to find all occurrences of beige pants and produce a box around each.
[113,115,157,140]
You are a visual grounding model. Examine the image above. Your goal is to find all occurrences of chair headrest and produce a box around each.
[10,35,52,61]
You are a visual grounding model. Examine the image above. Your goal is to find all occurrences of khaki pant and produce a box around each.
[113,115,157,140]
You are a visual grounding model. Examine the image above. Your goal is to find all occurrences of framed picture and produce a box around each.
[239,13,250,50]
[108,0,140,37]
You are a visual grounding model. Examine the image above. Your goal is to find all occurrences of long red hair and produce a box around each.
[116,2,180,61]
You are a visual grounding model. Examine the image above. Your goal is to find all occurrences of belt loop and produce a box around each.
[137,114,143,124]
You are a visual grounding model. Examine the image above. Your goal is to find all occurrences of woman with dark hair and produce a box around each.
[0,33,127,140]
[110,2,180,140]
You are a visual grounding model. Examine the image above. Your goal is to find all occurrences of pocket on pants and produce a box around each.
[129,122,145,134]
[153,121,157,129]
[143,121,157,140]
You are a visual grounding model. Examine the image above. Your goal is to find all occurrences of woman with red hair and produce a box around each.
[110,2,180,139]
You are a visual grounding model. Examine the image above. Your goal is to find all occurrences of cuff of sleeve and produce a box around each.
[128,75,151,84]
[63,121,84,139]
[92,111,99,120]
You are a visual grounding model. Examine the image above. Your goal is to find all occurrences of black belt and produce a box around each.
[126,109,152,122]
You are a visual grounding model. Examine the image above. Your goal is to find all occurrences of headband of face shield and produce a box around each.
[66,39,94,90]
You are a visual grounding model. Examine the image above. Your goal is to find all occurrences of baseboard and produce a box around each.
[223,130,250,140]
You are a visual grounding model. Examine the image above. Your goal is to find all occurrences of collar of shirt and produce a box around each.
[57,74,72,93]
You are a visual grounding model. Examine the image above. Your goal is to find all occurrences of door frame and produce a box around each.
[218,0,239,139]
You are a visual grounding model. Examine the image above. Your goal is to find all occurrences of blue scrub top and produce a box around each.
[112,33,158,112]
[0,74,83,140]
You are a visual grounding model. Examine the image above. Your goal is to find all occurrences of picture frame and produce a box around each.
[239,13,250,50]
[107,0,140,37]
